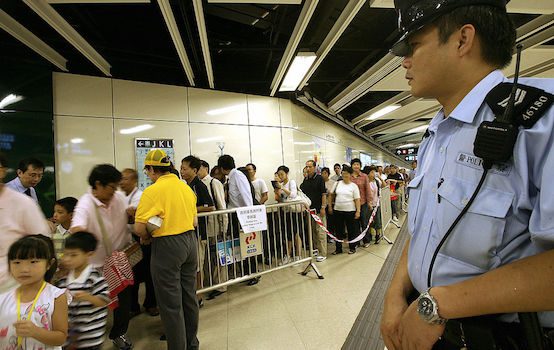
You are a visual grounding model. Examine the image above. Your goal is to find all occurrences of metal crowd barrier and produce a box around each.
[193,200,323,295]
[378,187,395,244]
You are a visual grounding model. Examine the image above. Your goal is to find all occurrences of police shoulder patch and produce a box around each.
[485,82,554,128]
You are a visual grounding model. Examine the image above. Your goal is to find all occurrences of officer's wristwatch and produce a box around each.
[416,289,448,325]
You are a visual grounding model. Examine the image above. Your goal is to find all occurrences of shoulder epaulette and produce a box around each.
[485,82,554,128]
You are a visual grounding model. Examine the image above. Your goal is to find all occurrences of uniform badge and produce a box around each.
[456,152,511,175]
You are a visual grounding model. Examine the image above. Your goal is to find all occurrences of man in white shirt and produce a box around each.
[245,163,268,204]
[70,164,133,350]
[0,153,50,292]
[330,163,342,181]
[199,160,229,298]
[218,155,253,209]
[119,168,159,317]
[217,155,259,285]
[6,157,44,204]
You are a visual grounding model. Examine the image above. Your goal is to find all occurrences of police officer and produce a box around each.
[380,1,554,349]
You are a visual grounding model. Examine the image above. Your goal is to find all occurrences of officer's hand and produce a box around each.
[380,293,408,350]
[398,300,444,350]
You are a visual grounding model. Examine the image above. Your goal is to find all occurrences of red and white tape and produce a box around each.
[308,200,379,244]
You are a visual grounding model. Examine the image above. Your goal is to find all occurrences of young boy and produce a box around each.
[56,232,110,350]
[52,197,78,259]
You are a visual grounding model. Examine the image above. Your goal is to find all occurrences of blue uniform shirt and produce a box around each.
[6,177,39,203]
[407,70,554,325]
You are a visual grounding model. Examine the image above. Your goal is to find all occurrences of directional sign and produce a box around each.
[135,138,175,191]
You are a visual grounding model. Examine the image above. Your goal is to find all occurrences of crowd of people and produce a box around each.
[0,151,414,350]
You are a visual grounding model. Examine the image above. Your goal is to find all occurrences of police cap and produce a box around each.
[391,0,507,57]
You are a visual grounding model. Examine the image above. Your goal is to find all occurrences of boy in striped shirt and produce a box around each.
[56,231,110,350]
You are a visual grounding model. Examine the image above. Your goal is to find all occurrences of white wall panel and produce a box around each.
[291,104,325,138]
[53,73,112,117]
[247,95,281,127]
[249,126,283,204]
[113,79,188,121]
[279,99,293,127]
[188,88,248,124]
[55,115,114,198]
[189,123,250,171]
[113,119,190,171]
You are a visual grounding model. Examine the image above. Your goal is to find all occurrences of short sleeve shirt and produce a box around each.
[0,187,50,285]
[300,174,326,209]
[189,176,213,239]
[333,182,360,212]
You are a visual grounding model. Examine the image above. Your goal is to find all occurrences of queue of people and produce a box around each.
[0,149,407,350]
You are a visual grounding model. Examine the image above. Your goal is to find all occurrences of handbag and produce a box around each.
[94,204,135,309]
[284,180,311,212]
[123,242,143,267]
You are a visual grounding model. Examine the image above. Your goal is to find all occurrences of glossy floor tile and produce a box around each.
[102,217,404,349]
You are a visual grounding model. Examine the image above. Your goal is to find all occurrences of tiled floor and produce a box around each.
[103,218,403,350]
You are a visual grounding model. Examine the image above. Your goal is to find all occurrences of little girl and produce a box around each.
[0,235,69,350]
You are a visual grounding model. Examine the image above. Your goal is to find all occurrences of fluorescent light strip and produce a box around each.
[192,0,214,88]
[270,0,319,96]
[23,0,111,76]
[157,0,195,86]
[0,10,68,71]
[298,0,366,90]
[367,104,401,120]
[0,94,24,109]
[329,53,402,112]
[279,53,317,91]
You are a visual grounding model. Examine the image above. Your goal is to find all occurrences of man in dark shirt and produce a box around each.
[180,156,215,305]
[300,160,328,262]
[386,165,404,222]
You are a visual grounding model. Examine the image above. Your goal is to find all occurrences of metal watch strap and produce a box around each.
[417,289,448,325]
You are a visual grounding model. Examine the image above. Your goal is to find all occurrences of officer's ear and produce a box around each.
[456,24,477,57]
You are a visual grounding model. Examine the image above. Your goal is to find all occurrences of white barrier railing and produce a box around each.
[194,201,323,295]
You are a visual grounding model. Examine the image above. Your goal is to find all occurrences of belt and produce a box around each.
[441,317,554,350]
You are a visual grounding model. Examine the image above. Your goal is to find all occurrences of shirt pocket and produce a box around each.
[407,174,424,236]
[437,176,514,271]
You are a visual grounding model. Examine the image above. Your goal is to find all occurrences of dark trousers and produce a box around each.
[360,203,371,243]
[130,240,157,311]
[391,199,399,217]
[333,210,359,252]
[109,285,132,339]
[151,232,199,350]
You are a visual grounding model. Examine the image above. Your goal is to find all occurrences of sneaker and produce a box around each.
[348,249,356,254]
[112,334,133,349]
[392,215,399,222]
[362,243,371,248]
[375,234,382,244]
[279,255,290,266]
[247,277,260,286]
[146,307,159,317]
[316,256,327,262]
[312,249,319,256]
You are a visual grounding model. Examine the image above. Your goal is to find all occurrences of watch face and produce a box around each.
[418,297,434,318]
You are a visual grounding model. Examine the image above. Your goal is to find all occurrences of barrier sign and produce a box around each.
[239,231,262,258]
[236,205,267,233]
[216,238,241,266]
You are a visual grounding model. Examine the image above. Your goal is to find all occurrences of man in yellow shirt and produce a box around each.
[134,149,199,350]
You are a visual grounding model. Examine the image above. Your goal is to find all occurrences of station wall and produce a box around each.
[53,72,401,202]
